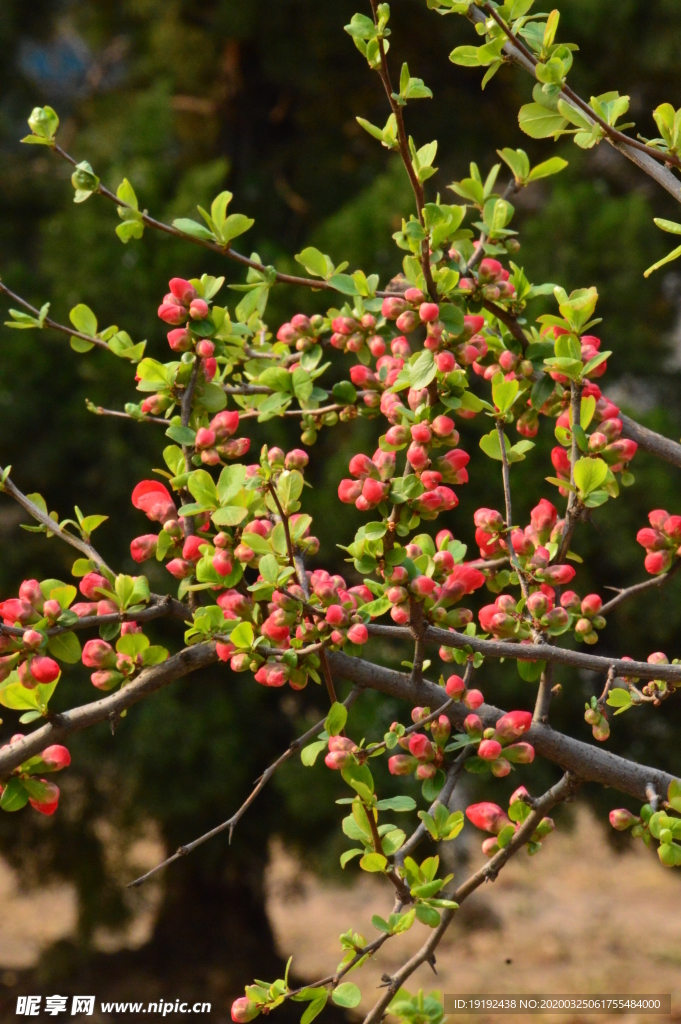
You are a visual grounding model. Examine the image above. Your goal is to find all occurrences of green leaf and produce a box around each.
[527,156,568,181]
[479,430,504,461]
[375,796,417,812]
[360,852,387,872]
[361,597,392,618]
[172,218,216,241]
[295,247,333,279]
[47,631,82,664]
[332,984,361,1009]
[231,622,254,648]
[301,993,328,1024]
[301,740,328,767]
[342,762,375,801]
[325,702,348,737]
[606,687,633,714]
[221,213,255,245]
[644,242,681,278]
[573,457,608,496]
[340,848,364,868]
[211,506,249,527]
[165,424,196,446]
[518,103,567,139]
[27,105,59,141]
[0,778,29,812]
[188,470,218,509]
[332,381,358,405]
[492,379,519,414]
[414,904,441,928]
[69,304,98,337]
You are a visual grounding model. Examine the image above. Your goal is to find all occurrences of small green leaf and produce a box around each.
[360,852,387,872]
[573,457,608,496]
[231,622,254,648]
[301,740,328,767]
[332,984,361,1009]
[47,632,82,664]
[325,702,348,737]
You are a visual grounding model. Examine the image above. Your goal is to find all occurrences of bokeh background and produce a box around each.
[1,0,681,1019]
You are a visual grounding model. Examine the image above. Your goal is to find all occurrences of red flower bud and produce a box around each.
[408,733,434,761]
[645,550,672,575]
[444,675,466,698]
[464,689,484,710]
[478,738,502,761]
[466,801,510,834]
[231,998,260,1023]
[130,534,158,563]
[495,710,533,741]
[167,328,192,352]
[82,639,116,669]
[189,298,209,320]
[347,623,369,644]
[419,302,440,322]
[40,745,71,771]
[381,297,409,320]
[158,302,187,325]
[132,480,177,524]
[431,415,455,438]
[195,339,215,358]
[21,655,60,687]
[388,754,417,775]
[581,593,602,617]
[166,558,194,579]
[28,779,60,816]
[396,310,419,333]
[609,808,639,831]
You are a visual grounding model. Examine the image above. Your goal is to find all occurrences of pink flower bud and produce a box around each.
[645,550,672,575]
[411,422,432,444]
[609,808,639,831]
[231,998,260,1023]
[495,710,533,741]
[166,558,194,579]
[189,298,209,320]
[466,801,510,834]
[538,563,576,585]
[349,453,376,478]
[195,339,215,358]
[158,302,187,325]
[419,302,439,322]
[40,745,71,771]
[396,310,419,333]
[79,573,111,600]
[408,733,434,761]
[91,669,125,691]
[182,535,205,563]
[431,415,455,438]
[478,738,502,761]
[503,741,535,764]
[43,600,61,620]
[212,550,233,577]
[410,575,437,598]
[464,689,484,710]
[581,594,602,617]
[195,427,216,450]
[560,590,582,612]
[285,449,309,470]
[445,675,466,699]
[347,623,369,645]
[381,296,409,320]
[82,639,116,669]
[435,351,456,374]
[210,410,240,439]
[464,713,483,738]
[167,328,192,352]
[22,629,43,649]
[21,655,60,686]
[132,480,177,524]
[431,715,451,745]
[19,579,43,607]
[168,278,197,303]
[388,754,417,775]
[361,478,388,506]
[326,604,346,627]
[406,442,429,471]
[530,498,557,534]
[28,779,60,816]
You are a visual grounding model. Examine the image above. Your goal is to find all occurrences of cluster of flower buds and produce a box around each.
[559,591,606,644]
[442,672,484,708]
[459,259,516,302]
[544,328,607,384]
[194,410,250,466]
[0,580,66,686]
[466,786,554,856]
[609,791,681,867]
[387,707,452,779]
[467,709,535,777]
[0,736,71,815]
[276,312,325,352]
[384,547,484,629]
[381,288,443,342]
[338,450,395,510]
[554,412,637,474]
[584,696,610,742]
[329,311,387,358]
[158,277,210,327]
[81,634,146,691]
[637,509,681,575]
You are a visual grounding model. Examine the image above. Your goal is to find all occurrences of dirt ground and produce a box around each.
[1,807,679,1021]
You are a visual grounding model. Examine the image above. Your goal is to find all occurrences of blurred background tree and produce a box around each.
[2,0,681,1014]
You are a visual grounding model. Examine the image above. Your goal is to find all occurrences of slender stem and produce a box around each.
[267,481,295,567]
[496,418,530,601]
[479,3,681,172]
[128,685,364,887]
[319,647,339,706]
[600,557,681,616]
[0,595,189,639]
[51,144,406,298]
[483,299,528,347]
[363,798,413,903]
[0,281,110,351]
[0,473,110,571]
[533,662,554,724]
[556,381,583,563]
[367,0,437,299]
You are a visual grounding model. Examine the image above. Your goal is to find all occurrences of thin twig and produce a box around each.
[128,685,364,887]
[0,281,110,351]
[600,558,681,616]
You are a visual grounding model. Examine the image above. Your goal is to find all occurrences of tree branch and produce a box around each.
[325,649,678,801]
[0,281,110,351]
[127,684,364,888]
[600,557,681,616]
[0,642,219,778]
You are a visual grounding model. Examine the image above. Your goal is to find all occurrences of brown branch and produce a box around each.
[366,621,681,684]
[363,796,413,903]
[556,380,584,563]
[619,413,681,470]
[533,662,554,724]
[496,418,530,601]
[87,404,168,426]
[600,557,681,616]
[0,643,219,778]
[0,594,190,639]
[325,649,678,801]
[128,684,364,888]
[483,299,529,347]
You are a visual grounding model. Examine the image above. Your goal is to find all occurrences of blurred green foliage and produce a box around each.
[1,0,681,1000]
